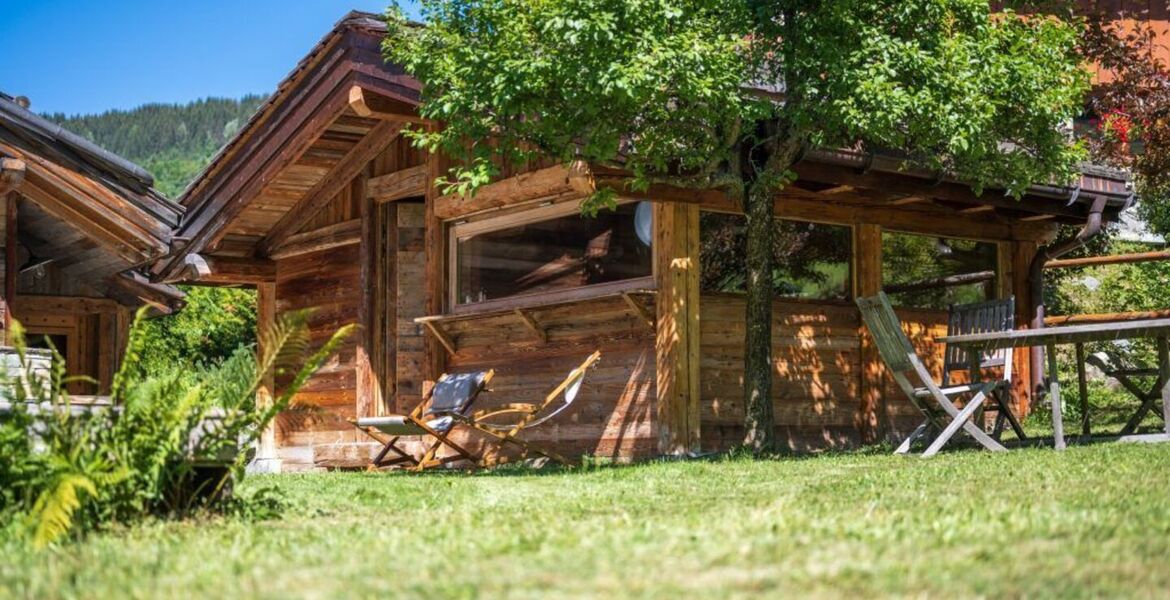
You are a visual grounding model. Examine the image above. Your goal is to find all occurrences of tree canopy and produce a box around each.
[386,0,1091,452]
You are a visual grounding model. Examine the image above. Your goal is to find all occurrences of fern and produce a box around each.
[2,307,349,548]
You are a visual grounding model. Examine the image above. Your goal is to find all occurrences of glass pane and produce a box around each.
[699,213,852,301]
[881,231,998,309]
[455,202,653,305]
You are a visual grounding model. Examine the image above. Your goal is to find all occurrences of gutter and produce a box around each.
[1025,194,1111,395]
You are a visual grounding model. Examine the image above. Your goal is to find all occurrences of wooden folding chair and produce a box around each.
[1087,351,1167,435]
[856,292,1007,457]
[459,351,601,467]
[942,298,1027,442]
[350,370,495,471]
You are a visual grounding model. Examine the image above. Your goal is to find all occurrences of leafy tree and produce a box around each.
[1078,11,1170,235]
[136,286,257,378]
[386,0,1089,452]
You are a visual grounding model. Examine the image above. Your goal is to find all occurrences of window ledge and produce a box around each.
[443,277,656,319]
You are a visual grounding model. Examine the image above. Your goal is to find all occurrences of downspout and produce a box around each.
[1027,193,1109,394]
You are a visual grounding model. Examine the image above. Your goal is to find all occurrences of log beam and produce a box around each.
[267,219,361,260]
[348,85,428,123]
[0,158,26,195]
[368,164,427,203]
[180,254,277,285]
[434,162,595,220]
[109,273,186,314]
[1045,249,1170,270]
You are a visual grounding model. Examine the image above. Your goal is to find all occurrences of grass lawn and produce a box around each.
[4,443,1170,599]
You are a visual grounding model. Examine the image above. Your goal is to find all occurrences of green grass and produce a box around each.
[4,444,1170,599]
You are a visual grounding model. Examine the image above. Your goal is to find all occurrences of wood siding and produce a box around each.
[274,244,362,469]
[440,295,658,460]
[699,295,948,451]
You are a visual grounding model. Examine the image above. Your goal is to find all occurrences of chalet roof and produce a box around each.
[0,92,183,226]
[154,9,1135,284]
[176,11,401,214]
[153,10,420,280]
[0,91,184,310]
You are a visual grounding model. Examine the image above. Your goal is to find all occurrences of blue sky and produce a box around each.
[0,1,418,116]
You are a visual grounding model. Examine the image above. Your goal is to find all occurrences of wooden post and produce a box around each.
[422,149,447,388]
[252,281,282,473]
[1010,240,1038,416]
[1,193,16,340]
[654,201,700,455]
[1159,336,1170,438]
[1047,342,1065,450]
[854,224,885,443]
[356,170,382,420]
[1075,342,1090,437]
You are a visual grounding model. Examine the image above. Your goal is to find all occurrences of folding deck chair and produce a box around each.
[1086,351,1167,435]
[856,292,1007,457]
[942,298,1027,442]
[351,351,601,470]
[351,370,496,471]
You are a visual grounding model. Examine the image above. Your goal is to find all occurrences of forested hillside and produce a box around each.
[45,97,267,373]
[46,96,266,197]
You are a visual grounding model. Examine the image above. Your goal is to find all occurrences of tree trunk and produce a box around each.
[742,178,775,454]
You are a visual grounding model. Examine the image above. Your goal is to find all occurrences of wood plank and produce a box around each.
[261,119,403,255]
[1045,310,1170,326]
[434,162,594,220]
[368,164,427,203]
[11,295,120,314]
[267,219,361,260]
[180,254,276,285]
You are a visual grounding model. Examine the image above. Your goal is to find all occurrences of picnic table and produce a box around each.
[938,318,1170,449]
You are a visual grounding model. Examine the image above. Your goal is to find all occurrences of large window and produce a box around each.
[699,212,852,301]
[452,201,653,307]
[881,231,998,309]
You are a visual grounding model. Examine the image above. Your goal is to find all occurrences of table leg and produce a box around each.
[1048,343,1065,450]
[1075,342,1090,437]
[1159,336,1170,438]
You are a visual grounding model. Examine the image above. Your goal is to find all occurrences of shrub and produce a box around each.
[0,309,352,548]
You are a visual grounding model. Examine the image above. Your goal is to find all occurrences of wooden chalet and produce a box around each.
[154,11,1133,470]
[0,92,183,394]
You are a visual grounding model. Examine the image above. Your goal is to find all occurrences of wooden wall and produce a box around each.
[699,295,949,451]
[440,295,658,460]
[274,244,362,468]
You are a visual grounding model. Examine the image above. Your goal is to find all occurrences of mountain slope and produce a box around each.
[45,95,266,197]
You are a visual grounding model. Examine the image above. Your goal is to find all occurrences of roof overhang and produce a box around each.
[153,11,418,282]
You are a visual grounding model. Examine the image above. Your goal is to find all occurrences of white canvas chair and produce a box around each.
[856,292,1007,457]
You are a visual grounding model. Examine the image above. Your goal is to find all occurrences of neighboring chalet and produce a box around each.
[0,92,183,394]
[152,12,1132,470]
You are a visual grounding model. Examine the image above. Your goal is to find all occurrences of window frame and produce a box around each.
[447,197,656,314]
